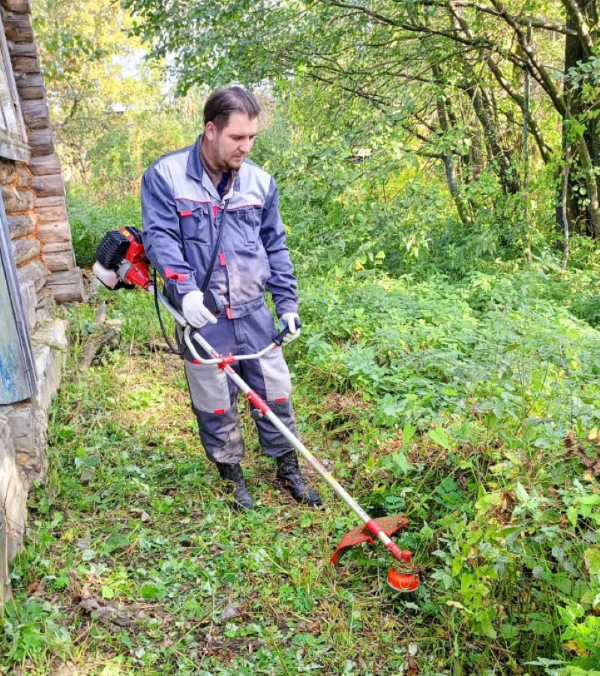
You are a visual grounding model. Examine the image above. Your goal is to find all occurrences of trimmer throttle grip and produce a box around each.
[274,318,303,347]
[203,289,223,318]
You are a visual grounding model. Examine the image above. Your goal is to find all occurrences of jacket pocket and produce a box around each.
[240,207,261,249]
[178,202,210,244]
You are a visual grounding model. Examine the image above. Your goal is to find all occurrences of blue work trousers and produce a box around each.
[183,303,298,464]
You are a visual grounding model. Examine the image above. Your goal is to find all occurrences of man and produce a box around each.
[141,86,321,510]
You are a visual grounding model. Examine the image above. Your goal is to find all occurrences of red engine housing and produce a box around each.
[119,227,152,289]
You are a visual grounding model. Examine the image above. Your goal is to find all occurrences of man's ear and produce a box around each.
[205,121,217,142]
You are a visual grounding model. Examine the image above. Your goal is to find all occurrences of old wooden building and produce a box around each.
[0,0,83,592]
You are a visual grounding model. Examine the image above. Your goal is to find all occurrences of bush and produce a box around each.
[66,185,141,268]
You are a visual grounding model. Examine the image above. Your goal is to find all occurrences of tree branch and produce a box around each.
[561,0,595,55]
[488,0,566,116]
[412,0,577,35]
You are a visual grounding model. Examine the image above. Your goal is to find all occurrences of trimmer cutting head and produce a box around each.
[387,569,420,592]
[332,515,410,564]
[332,515,420,592]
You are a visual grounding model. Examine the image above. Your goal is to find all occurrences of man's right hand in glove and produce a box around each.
[181,290,218,328]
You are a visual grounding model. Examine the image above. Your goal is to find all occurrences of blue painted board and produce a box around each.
[0,251,34,404]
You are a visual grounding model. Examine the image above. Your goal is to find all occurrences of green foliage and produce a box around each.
[66,186,141,267]
[5,240,600,673]
[295,266,600,438]
[15,4,600,673]
[84,91,206,198]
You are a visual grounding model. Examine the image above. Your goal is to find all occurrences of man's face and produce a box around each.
[204,112,259,171]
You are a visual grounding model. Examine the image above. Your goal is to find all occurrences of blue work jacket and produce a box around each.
[141,137,298,319]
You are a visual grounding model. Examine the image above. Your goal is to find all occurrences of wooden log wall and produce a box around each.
[1,0,84,305]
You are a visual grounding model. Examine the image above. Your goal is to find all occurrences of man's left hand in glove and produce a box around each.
[279,312,301,345]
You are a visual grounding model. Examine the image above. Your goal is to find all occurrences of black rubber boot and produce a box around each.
[276,452,322,507]
[216,463,254,510]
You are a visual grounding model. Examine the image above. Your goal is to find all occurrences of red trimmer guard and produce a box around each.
[332,514,410,564]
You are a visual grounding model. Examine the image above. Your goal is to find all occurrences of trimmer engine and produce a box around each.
[93,227,152,290]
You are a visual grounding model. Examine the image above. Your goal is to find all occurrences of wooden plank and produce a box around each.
[7,42,37,57]
[11,56,39,74]
[14,73,43,88]
[18,85,45,101]
[31,173,65,198]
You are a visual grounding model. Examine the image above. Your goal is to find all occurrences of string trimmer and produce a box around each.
[93,226,420,592]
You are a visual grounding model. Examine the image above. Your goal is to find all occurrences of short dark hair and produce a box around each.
[203,86,261,131]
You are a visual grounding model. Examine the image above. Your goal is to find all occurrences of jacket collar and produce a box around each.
[186,135,204,182]
[187,134,243,197]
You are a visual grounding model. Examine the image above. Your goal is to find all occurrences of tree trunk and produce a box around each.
[562,0,600,237]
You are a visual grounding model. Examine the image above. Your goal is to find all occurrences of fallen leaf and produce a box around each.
[563,640,589,657]
[219,603,240,622]
[407,657,419,676]
[79,597,143,627]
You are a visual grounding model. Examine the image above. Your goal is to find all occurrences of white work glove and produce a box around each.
[279,312,301,345]
[181,290,218,328]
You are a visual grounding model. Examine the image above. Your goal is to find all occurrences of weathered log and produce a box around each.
[12,236,40,265]
[1,184,34,212]
[11,56,39,74]
[3,12,33,42]
[27,128,54,156]
[46,268,85,303]
[35,204,68,224]
[43,243,75,272]
[0,158,16,185]
[2,0,33,14]
[17,259,46,292]
[16,167,31,189]
[81,316,123,368]
[31,173,64,198]
[35,195,66,209]
[14,72,43,88]
[7,42,37,57]
[43,241,73,255]
[29,153,61,177]
[7,212,36,239]
[21,100,49,130]
[37,220,71,244]
[18,84,44,101]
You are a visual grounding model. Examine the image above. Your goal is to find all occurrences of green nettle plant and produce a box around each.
[6,4,600,671]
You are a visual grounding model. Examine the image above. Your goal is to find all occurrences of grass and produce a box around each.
[2,262,600,674]
[2,293,424,675]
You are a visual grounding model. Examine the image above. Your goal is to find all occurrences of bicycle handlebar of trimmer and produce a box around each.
[150,285,300,364]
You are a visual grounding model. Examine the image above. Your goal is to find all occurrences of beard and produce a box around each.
[223,154,244,170]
